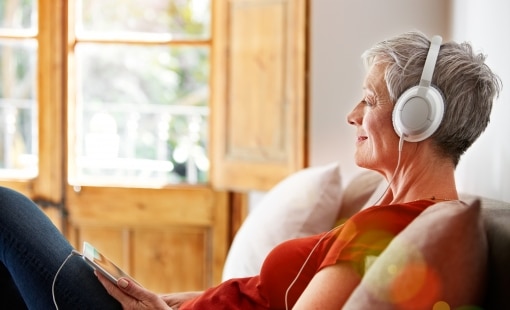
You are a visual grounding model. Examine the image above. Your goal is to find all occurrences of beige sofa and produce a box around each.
[343,170,510,309]
[223,163,510,309]
[468,194,510,309]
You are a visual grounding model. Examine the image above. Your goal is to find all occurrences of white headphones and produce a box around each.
[392,35,444,142]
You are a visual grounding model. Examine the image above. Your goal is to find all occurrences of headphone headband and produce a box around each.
[419,35,442,89]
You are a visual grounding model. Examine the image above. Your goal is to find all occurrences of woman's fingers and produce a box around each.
[95,271,170,309]
[95,271,132,304]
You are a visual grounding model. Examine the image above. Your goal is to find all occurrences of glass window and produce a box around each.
[77,0,210,39]
[69,0,211,186]
[0,0,38,178]
[0,0,37,31]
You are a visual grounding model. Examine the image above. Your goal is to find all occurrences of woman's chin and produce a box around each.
[354,157,377,171]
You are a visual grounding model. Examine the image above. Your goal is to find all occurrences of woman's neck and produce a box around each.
[378,151,458,205]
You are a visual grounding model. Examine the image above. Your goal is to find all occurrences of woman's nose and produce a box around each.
[347,103,362,126]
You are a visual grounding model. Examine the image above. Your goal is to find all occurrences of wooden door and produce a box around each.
[211,0,309,192]
[63,0,231,294]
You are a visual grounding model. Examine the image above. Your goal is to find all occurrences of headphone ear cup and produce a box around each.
[392,86,445,142]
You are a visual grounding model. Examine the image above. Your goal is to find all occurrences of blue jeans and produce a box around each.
[0,186,122,309]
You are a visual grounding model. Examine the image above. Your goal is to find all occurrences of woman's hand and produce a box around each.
[159,291,202,309]
[95,271,172,309]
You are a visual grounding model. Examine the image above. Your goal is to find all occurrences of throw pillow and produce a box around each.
[335,169,385,225]
[344,199,487,310]
[222,162,343,281]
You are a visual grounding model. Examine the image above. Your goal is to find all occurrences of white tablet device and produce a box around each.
[82,241,138,285]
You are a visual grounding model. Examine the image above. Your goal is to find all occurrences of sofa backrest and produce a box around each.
[461,194,510,309]
[340,171,510,308]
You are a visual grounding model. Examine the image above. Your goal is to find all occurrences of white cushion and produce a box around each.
[222,162,343,280]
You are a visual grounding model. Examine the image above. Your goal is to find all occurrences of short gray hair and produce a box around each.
[362,31,502,166]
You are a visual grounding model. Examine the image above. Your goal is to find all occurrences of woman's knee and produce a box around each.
[0,186,33,205]
[0,186,49,228]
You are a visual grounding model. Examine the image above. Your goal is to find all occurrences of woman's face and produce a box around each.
[347,62,401,172]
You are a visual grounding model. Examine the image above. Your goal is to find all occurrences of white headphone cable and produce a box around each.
[285,135,405,310]
[52,249,81,310]
[284,224,343,310]
[372,134,405,206]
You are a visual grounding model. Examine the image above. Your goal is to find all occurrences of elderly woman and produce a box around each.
[0,31,501,309]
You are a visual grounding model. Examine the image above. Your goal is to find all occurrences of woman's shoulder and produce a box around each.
[346,200,436,230]
[357,199,435,215]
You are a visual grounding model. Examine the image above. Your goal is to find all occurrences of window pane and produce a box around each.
[77,0,210,39]
[71,43,209,186]
[0,0,37,30]
[0,39,38,178]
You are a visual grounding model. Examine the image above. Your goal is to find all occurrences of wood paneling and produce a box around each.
[212,0,309,192]
[35,0,66,202]
[66,186,229,293]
